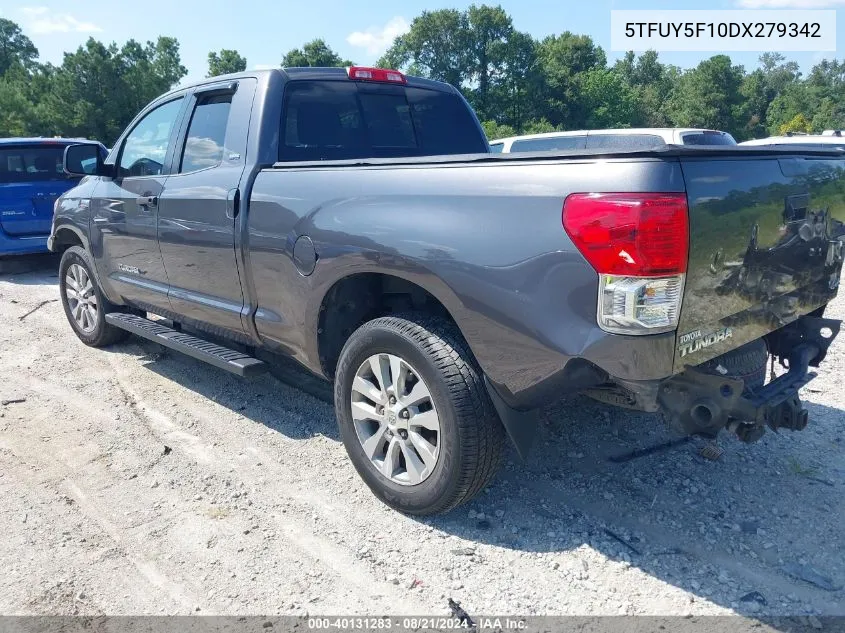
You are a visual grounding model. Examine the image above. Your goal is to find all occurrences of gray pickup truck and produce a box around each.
[50,67,845,515]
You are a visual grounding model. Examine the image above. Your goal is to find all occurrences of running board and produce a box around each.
[105,313,266,377]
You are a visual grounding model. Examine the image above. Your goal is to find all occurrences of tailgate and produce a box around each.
[676,154,845,371]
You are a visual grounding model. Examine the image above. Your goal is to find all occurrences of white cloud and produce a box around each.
[737,0,845,7]
[19,7,102,35]
[346,16,409,55]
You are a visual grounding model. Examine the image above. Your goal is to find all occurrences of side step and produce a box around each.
[105,313,266,377]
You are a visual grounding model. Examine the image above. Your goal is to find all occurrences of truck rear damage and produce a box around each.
[659,151,845,442]
[659,315,840,441]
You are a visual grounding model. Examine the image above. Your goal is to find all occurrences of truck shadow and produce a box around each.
[427,396,845,620]
[119,339,844,621]
[0,253,60,284]
[120,338,339,441]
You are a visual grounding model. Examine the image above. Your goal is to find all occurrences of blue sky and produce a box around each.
[1,0,844,85]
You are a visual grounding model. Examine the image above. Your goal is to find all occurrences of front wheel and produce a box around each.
[334,315,505,515]
[59,246,128,347]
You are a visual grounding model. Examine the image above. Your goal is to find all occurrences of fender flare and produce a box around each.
[48,222,89,253]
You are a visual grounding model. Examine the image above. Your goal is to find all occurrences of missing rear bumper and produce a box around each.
[658,316,841,440]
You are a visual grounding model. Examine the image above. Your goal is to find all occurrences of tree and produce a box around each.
[667,55,745,134]
[481,120,515,140]
[522,119,558,134]
[810,97,845,132]
[0,77,36,135]
[766,82,816,135]
[463,4,514,121]
[614,50,674,127]
[378,9,469,88]
[208,49,247,77]
[41,36,187,145]
[282,39,352,68]
[778,113,811,135]
[119,37,188,118]
[738,53,802,138]
[493,30,541,132]
[0,18,38,75]
[580,68,638,129]
[379,5,540,130]
[535,32,606,128]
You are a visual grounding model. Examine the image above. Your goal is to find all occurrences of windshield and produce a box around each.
[0,145,68,183]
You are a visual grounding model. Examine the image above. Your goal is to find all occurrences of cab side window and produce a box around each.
[118,98,184,178]
[179,93,233,173]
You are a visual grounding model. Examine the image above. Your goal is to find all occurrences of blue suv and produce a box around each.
[1,137,106,258]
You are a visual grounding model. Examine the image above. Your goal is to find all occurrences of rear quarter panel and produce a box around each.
[248,157,685,407]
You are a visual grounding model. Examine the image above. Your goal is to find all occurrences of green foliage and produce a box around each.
[580,69,637,129]
[208,49,247,77]
[3,7,845,148]
[379,6,540,125]
[0,18,38,75]
[41,37,187,144]
[0,77,36,136]
[778,113,812,135]
[481,120,515,140]
[535,31,606,128]
[666,55,746,135]
[378,9,469,88]
[282,39,352,68]
[522,119,558,134]
[614,51,675,126]
[0,31,187,144]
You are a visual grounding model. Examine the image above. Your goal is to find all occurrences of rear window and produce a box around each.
[681,131,736,146]
[280,80,487,161]
[586,134,665,150]
[0,145,67,183]
[489,143,504,153]
[510,136,585,152]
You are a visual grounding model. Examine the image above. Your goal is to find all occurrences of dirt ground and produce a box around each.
[1,254,843,621]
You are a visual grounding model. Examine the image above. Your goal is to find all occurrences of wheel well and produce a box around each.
[52,228,83,251]
[318,273,455,378]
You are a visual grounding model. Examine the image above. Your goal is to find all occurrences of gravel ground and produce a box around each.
[1,254,843,621]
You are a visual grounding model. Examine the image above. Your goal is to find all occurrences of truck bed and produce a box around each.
[253,145,845,409]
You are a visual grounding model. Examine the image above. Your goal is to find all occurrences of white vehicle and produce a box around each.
[489,128,737,153]
[740,134,845,149]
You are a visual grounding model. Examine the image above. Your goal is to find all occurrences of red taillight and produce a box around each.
[562,193,689,276]
[347,66,406,84]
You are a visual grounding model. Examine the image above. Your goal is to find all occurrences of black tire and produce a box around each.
[699,338,768,390]
[58,246,128,347]
[334,315,506,515]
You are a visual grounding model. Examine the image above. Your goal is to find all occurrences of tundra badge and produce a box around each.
[117,263,140,275]
[678,327,734,358]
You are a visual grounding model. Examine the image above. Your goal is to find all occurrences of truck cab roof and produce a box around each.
[166,67,458,100]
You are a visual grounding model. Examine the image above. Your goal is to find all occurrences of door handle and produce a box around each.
[136,195,158,208]
[226,188,240,220]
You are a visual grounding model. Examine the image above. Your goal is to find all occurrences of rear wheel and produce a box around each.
[334,315,505,515]
[59,246,128,347]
